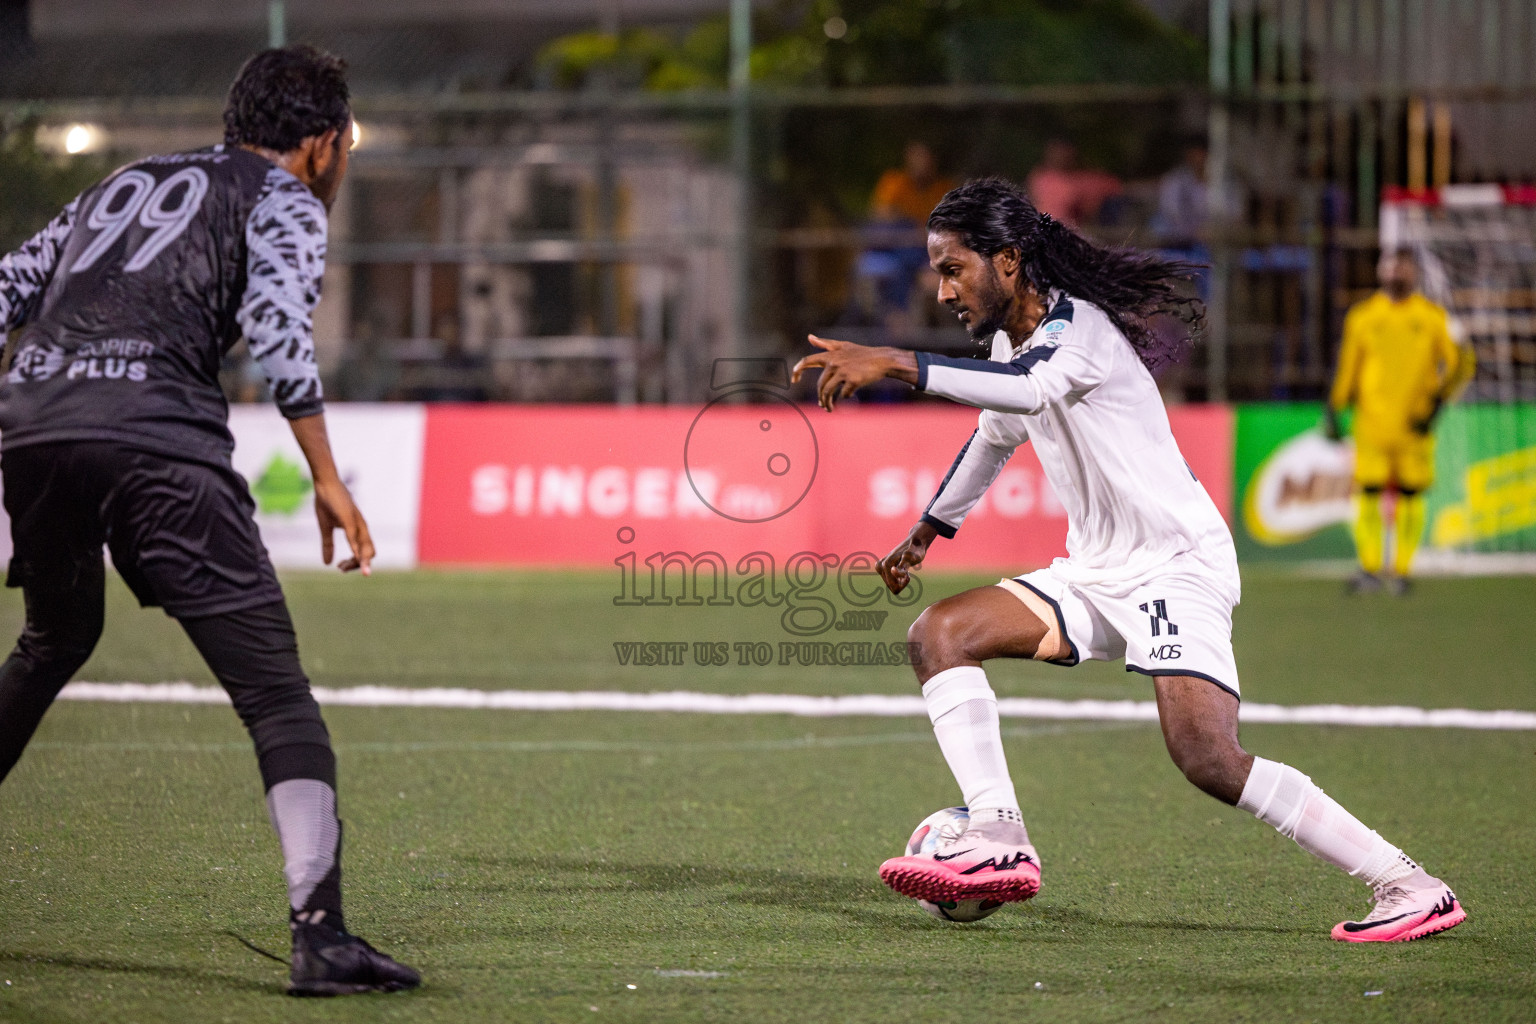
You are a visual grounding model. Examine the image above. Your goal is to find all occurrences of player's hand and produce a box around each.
[1322,407,1343,442]
[791,336,901,412]
[313,476,375,575]
[878,520,940,595]
[1411,398,1444,436]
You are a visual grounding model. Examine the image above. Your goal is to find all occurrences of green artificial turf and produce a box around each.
[0,570,1532,1022]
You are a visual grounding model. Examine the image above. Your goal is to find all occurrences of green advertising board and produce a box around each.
[1234,402,1536,562]
[1427,403,1536,553]
[1234,403,1353,561]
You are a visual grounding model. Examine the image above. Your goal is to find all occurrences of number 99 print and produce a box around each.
[69,167,210,276]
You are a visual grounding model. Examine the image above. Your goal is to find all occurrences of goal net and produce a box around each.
[1380,185,1536,567]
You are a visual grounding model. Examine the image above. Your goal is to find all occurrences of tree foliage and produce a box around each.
[534,0,1202,93]
[0,121,110,250]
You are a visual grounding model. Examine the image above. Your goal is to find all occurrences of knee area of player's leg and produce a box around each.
[227,673,319,720]
[907,603,948,644]
[17,619,102,674]
[907,604,969,661]
[1174,752,1225,793]
[25,639,97,674]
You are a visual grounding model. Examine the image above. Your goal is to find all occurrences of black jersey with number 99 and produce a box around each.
[0,145,327,465]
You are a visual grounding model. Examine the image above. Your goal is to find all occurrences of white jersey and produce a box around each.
[916,292,1239,601]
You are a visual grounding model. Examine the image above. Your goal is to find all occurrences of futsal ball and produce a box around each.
[904,806,1005,923]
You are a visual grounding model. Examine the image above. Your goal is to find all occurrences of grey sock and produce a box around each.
[266,778,341,911]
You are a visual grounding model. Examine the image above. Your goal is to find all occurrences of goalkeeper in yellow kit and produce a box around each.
[1326,248,1473,594]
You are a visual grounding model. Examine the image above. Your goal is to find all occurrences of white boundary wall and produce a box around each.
[227,404,425,569]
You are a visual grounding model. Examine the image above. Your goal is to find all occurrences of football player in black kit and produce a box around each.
[0,47,419,995]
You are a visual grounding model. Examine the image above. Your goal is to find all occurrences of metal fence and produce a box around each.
[1207,0,1536,401]
[6,0,1536,406]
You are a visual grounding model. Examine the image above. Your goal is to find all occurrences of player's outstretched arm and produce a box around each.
[791,335,919,411]
[289,412,375,575]
[878,519,939,595]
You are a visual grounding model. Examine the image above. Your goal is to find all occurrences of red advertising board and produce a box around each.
[417,403,1233,571]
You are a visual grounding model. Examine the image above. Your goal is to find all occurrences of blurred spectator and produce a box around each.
[1027,139,1123,229]
[1151,142,1209,248]
[334,327,402,402]
[1149,141,1214,304]
[399,316,491,402]
[870,141,954,226]
[858,141,955,326]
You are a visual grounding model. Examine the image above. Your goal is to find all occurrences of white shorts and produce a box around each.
[997,565,1241,699]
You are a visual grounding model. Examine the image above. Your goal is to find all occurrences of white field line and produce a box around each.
[32,722,1132,756]
[57,682,1536,731]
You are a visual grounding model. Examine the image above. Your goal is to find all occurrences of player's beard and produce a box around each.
[312,132,349,211]
[313,160,344,211]
[965,264,1012,346]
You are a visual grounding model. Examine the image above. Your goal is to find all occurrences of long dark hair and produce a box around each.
[928,177,1203,370]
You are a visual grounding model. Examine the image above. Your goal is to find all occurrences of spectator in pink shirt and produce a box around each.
[1027,139,1122,229]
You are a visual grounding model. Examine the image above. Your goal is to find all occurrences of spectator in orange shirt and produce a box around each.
[861,142,956,320]
[872,141,955,225]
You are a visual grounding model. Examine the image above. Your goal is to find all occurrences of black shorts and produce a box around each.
[2,442,284,618]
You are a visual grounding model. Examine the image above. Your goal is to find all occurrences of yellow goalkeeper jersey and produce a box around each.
[1329,291,1471,441]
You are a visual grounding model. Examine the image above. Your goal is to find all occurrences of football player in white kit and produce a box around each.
[792,178,1464,943]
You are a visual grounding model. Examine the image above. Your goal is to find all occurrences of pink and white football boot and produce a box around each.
[880,822,1042,905]
[1331,879,1466,942]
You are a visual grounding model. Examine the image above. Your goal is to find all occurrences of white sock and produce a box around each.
[923,666,1021,826]
[1238,757,1420,888]
[267,778,342,911]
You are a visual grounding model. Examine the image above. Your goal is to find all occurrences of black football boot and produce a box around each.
[287,911,421,996]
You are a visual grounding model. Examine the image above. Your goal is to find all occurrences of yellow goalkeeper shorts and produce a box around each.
[1354,433,1435,492]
